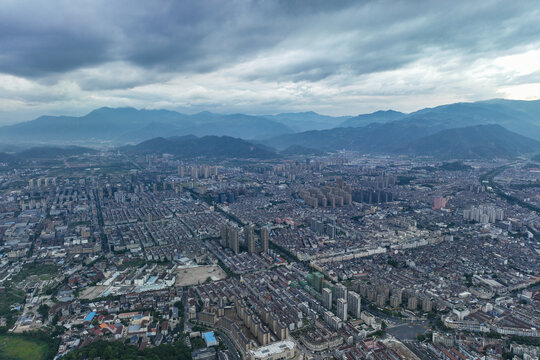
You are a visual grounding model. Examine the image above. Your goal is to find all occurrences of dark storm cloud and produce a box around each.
[1,0,539,86]
[0,17,111,77]
[0,0,293,79]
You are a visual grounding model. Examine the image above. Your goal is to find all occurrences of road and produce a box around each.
[93,189,108,253]
[215,330,241,360]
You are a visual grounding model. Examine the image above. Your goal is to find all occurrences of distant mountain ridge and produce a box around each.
[263,111,351,132]
[121,135,278,159]
[339,99,540,140]
[263,99,540,158]
[0,107,295,144]
[1,99,539,160]
[340,110,406,127]
[264,122,435,152]
[265,123,540,159]
[0,107,354,145]
[8,124,533,161]
[396,124,540,159]
[390,99,540,139]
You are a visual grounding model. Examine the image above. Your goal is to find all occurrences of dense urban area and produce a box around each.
[0,150,539,360]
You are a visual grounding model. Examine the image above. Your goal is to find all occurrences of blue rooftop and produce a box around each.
[85,311,96,322]
[203,331,217,346]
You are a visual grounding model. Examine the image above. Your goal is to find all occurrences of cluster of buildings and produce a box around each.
[463,205,505,223]
[1,149,539,360]
[220,224,269,254]
[299,178,353,208]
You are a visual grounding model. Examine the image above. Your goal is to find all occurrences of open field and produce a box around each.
[175,265,227,286]
[79,285,109,300]
[0,335,48,360]
[10,263,59,284]
[78,265,228,299]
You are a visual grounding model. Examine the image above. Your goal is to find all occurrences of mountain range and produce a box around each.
[0,99,539,159]
[394,99,540,139]
[396,124,540,159]
[264,123,540,158]
[0,108,295,145]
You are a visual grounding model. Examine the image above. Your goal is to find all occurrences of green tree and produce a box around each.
[37,304,50,321]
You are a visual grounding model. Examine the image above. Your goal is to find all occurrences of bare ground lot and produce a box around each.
[175,265,227,286]
[79,285,108,300]
[78,265,227,299]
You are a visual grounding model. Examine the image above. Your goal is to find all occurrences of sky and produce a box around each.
[1,0,540,124]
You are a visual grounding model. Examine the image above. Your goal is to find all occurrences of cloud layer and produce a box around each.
[1,0,540,123]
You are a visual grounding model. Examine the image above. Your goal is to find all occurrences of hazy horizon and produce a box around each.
[4,97,539,127]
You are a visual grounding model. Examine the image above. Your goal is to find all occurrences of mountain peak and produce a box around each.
[341,109,406,127]
[88,106,137,115]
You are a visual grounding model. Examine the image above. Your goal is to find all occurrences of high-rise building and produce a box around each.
[463,205,504,223]
[228,227,239,254]
[322,288,333,310]
[422,298,432,312]
[220,225,229,248]
[390,295,401,308]
[337,298,348,321]
[408,296,418,311]
[261,227,269,253]
[347,291,361,318]
[334,284,348,303]
[312,272,324,293]
[246,225,255,253]
[376,294,386,307]
[191,166,199,179]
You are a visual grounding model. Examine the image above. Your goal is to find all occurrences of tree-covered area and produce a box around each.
[61,339,192,360]
[509,335,540,347]
[37,304,50,321]
[10,263,59,283]
[0,287,26,330]
[439,161,472,171]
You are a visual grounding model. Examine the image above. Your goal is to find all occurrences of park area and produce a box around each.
[0,335,49,360]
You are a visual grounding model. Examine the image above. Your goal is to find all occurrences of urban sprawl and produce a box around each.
[0,151,539,360]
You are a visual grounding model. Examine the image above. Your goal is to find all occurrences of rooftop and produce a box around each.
[250,340,295,358]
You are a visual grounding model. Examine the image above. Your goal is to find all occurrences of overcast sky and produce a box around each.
[1,0,539,124]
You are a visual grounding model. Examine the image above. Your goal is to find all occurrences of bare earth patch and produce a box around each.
[175,265,227,286]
